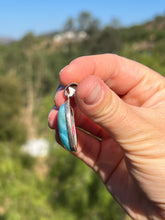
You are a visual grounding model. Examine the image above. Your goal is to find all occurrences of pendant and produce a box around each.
[58,83,78,151]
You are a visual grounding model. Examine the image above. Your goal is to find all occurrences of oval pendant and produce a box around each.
[57,83,77,151]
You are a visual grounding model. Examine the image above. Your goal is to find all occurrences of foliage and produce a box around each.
[0,142,54,220]
[82,26,122,54]
[0,142,124,220]
[47,148,124,220]
[0,74,26,143]
[62,11,100,33]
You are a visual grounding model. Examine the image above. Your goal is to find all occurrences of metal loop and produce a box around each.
[64,83,78,98]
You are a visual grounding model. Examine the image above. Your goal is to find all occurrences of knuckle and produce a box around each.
[93,92,127,128]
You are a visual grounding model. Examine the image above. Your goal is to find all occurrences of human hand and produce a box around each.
[48,54,165,219]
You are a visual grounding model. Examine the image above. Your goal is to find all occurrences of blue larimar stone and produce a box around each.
[58,103,71,151]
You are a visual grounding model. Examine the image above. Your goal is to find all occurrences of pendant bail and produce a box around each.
[64,83,78,99]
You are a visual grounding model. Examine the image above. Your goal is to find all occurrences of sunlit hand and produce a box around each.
[48,54,165,220]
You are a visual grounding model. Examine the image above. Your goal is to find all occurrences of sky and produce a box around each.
[0,0,165,39]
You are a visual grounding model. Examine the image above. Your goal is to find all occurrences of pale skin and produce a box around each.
[48,54,165,219]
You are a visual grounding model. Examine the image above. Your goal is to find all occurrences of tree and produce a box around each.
[110,18,122,29]
[81,26,122,54]
[20,32,37,49]
[77,11,92,31]
[0,74,26,143]
[63,17,75,31]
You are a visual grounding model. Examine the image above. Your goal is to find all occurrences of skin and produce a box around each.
[48,54,165,219]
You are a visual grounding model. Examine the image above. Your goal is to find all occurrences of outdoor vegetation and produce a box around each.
[1,11,165,219]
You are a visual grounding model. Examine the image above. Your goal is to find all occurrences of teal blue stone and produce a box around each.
[58,103,71,151]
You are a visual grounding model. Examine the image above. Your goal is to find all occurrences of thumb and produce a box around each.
[75,75,147,144]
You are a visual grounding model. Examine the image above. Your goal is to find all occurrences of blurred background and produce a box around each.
[0,0,165,219]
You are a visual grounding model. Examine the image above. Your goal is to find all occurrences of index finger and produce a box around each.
[60,54,164,96]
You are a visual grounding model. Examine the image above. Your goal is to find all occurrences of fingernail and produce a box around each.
[59,65,68,75]
[83,82,103,105]
[56,83,65,94]
[48,105,58,129]
[51,105,57,110]
[48,105,57,120]
[59,68,64,75]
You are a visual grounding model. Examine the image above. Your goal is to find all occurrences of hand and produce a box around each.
[48,54,165,219]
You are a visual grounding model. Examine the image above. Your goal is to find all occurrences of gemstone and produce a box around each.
[58,103,71,151]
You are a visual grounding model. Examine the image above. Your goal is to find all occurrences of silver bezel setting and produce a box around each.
[65,100,77,151]
[64,83,78,151]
